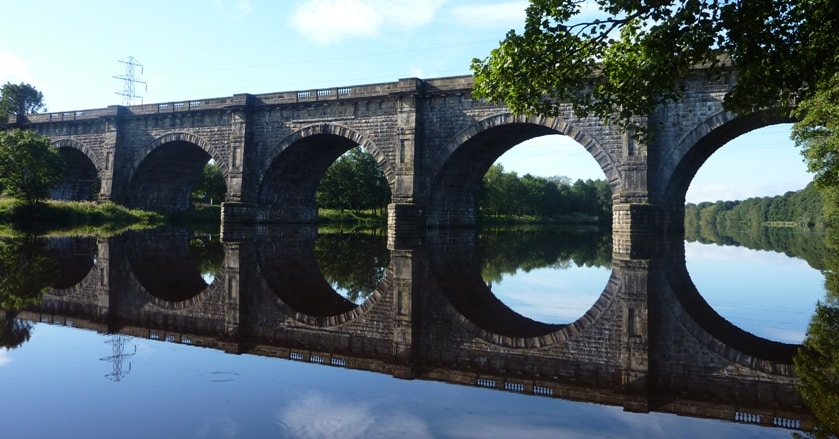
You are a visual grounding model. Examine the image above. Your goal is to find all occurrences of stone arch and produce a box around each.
[51,139,103,201]
[425,228,619,349]
[655,109,794,229]
[52,138,104,172]
[128,132,228,184]
[426,112,619,227]
[125,229,214,309]
[126,132,227,212]
[256,123,393,222]
[260,123,394,188]
[253,227,385,327]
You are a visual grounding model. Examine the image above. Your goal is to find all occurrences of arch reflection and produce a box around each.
[5,226,820,432]
[124,229,219,304]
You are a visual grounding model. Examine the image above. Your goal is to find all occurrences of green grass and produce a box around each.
[0,197,165,236]
[317,208,387,226]
[478,211,606,226]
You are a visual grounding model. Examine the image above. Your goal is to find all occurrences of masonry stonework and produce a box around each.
[2,72,786,235]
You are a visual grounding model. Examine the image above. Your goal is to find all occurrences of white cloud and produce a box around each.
[449,1,528,28]
[214,0,253,20]
[0,349,10,366]
[408,65,425,78]
[275,391,433,438]
[291,0,447,46]
[0,52,42,87]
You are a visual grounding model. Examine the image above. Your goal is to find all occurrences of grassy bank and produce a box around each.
[0,198,165,236]
[317,209,387,226]
[478,212,608,226]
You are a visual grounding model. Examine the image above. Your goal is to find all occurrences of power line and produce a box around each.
[113,56,147,106]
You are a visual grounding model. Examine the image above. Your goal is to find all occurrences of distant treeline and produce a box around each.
[479,226,612,284]
[685,220,830,271]
[685,182,826,232]
[478,164,611,223]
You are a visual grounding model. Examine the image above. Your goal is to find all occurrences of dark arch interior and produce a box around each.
[427,123,560,226]
[257,233,358,318]
[127,141,212,212]
[258,134,361,215]
[52,148,98,201]
[125,230,209,303]
[47,237,96,289]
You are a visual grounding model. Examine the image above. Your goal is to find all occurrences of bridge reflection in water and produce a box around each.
[18,226,811,432]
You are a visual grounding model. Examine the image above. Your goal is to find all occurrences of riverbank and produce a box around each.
[0,198,164,236]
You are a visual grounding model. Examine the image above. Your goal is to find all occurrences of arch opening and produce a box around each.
[427,120,615,228]
[314,228,389,305]
[127,140,216,212]
[426,120,614,332]
[52,147,99,201]
[258,131,391,223]
[674,121,824,345]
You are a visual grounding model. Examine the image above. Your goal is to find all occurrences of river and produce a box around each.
[0,225,830,438]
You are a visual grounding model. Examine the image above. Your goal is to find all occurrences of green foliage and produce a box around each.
[0,82,46,115]
[0,236,57,311]
[793,72,839,226]
[316,147,390,217]
[0,317,33,350]
[471,0,839,137]
[0,235,58,350]
[478,226,611,284]
[314,229,389,303]
[188,234,224,281]
[685,183,826,232]
[190,162,226,205]
[0,129,64,204]
[795,239,839,438]
[0,198,164,235]
[795,300,839,438]
[478,163,611,222]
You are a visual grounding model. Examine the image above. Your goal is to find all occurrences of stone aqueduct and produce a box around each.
[1,72,791,234]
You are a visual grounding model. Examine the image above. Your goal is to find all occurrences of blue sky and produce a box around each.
[0,1,812,203]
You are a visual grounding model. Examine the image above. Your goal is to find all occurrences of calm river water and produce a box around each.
[0,225,829,438]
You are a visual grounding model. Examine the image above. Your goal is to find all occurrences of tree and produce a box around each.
[471,1,838,135]
[190,162,226,205]
[0,235,59,350]
[0,129,65,204]
[792,72,839,226]
[0,82,46,115]
[794,243,839,438]
[316,147,390,216]
[472,0,839,226]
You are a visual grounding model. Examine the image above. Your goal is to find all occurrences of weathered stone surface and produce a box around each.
[1,73,787,230]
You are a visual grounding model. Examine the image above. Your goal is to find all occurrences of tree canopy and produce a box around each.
[0,82,46,115]
[316,146,390,216]
[190,162,227,205]
[471,0,838,132]
[479,163,611,222]
[0,129,65,204]
[471,0,839,224]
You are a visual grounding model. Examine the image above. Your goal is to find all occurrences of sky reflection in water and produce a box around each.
[0,323,794,439]
[488,239,824,344]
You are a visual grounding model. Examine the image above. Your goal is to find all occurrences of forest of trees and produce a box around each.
[685,182,827,233]
[478,164,612,223]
